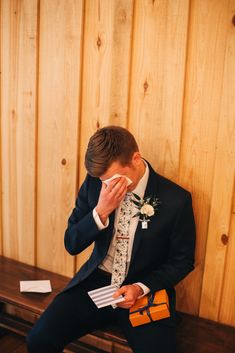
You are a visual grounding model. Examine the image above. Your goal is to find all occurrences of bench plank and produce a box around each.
[1,255,235,353]
[0,255,69,314]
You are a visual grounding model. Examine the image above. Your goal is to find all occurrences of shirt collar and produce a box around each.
[131,160,149,198]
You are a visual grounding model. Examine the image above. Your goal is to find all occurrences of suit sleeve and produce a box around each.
[64,174,104,255]
[139,192,196,292]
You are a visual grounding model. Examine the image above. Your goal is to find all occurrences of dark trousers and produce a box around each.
[26,269,177,353]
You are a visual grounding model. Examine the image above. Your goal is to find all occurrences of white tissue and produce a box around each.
[103,174,132,186]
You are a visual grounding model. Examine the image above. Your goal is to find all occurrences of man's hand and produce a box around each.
[113,284,143,309]
[96,177,128,224]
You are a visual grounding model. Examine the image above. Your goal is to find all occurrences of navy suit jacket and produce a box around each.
[63,161,196,325]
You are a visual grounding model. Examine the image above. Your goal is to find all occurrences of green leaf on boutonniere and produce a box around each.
[131,199,140,207]
[132,192,141,201]
[133,212,141,218]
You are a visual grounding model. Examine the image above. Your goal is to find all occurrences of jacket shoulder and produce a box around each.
[156,172,191,198]
[153,172,193,217]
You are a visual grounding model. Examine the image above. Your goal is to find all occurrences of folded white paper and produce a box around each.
[103,174,132,186]
[20,280,52,293]
[88,284,125,309]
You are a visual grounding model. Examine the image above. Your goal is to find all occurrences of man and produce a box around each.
[26,126,196,353]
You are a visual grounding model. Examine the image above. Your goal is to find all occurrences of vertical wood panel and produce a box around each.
[37,0,83,276]
[79,0,133,182]
[200,0,235,320]
[176,0,231,315]
[76,0,133,270]
[0,0,38,264]
[79,0,116,188]
[128,0,189,180]
[109,0,134,126]
[219,186,235,326]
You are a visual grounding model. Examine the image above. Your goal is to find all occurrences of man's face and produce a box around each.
[99,153,143,192]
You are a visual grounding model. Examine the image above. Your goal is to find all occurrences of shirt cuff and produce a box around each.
[134,282,150,298]
[93,208,109,230]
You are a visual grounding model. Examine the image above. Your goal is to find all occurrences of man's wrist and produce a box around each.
[133,282,150,298]
[93,208,109,230]
[132,283,144,297]
[95,206,109,225]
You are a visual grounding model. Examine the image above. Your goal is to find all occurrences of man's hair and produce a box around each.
[85,126,139,177]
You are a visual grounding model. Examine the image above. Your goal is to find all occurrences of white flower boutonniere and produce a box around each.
[132,193,161,229]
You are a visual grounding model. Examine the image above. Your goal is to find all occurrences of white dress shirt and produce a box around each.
[93,160,150,297]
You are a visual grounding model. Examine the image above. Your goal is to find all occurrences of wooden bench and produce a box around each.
[0,255,235,353]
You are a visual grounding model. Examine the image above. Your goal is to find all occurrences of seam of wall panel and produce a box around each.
[74,0,86,275]
[75,0,86,197]
[178,0,192,180]
[126,0,136,131]
[34,0,41,267]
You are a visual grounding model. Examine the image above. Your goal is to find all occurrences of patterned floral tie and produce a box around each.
[111,192,133,287]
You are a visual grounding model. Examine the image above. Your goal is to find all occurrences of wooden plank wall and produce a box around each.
[0,0,234,327]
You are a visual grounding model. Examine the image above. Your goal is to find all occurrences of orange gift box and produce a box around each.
[129,289,170,327]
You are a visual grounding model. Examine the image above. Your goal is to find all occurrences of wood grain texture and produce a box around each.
[0,0,38,264]
[0,0,234,327]
[109,0,134,127]
[79,0,133,182]
[219,186,235,326]
[79,0,117,188]
[76,0,133,271]
[36,0,83,276]
[176,0,231,316]
[200,0,235,321]
[0,255,70,314]
[128,0,189,180]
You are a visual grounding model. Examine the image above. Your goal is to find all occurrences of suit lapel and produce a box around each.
[128,162,159,274]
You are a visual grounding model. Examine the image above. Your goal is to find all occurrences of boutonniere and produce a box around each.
[131,193,161,229]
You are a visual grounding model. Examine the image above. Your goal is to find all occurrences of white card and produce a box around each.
[103,174,132,186]
[88,284,125,309]
[20,280,52,293]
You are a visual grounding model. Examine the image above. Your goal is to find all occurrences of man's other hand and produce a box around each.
[113,284,143,309]
[96,177,128,224]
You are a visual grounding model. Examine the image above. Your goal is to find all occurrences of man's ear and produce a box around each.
[132,152,142,166]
